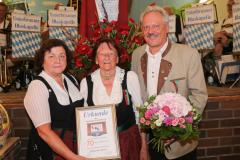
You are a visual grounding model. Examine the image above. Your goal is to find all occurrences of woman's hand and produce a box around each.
[140,132,149,160]
[37,124,86,160]
[140,145,149,160]
[74,155,87,160]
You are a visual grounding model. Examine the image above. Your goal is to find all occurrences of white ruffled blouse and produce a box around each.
[80,67,142,120]
[24,71,83,128]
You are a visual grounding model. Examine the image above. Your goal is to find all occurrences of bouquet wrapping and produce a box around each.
[139,93,201,152]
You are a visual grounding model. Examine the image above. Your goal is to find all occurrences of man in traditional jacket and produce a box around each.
[131,4,208,160]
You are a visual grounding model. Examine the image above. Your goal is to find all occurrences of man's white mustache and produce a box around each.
[147,33,159,38]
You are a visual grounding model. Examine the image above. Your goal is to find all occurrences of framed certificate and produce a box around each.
[76,105,120,159]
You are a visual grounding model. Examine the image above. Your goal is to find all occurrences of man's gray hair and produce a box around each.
[140,5,169,25]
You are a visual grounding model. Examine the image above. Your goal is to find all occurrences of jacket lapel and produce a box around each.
[157,42,172,93]
[157,59,172,93]
[140,41,173,95]
[140,53,148,88]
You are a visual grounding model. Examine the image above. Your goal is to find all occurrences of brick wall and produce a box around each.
[0,91,30,160]
[197,100,240,160]
[1,91,240,160]
[1,137,22,160]
[6,107,31,160]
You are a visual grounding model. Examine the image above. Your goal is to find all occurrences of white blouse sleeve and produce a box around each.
[126,71,143,124]
[80,78,88,106]
[24,80,51,128]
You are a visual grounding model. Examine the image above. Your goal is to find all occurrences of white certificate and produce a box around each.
[76,105,120,159]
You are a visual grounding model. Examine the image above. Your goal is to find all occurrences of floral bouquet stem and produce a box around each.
[149,136,165,153]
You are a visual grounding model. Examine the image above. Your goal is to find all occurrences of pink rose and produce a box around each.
[145,110,152,119]
[178,117,185,124]
[171,118,179,126]
[185,117,193,124]
[180,124,186,128]
[164,117,172,126]
[162,106,171,115]
[145,120,151,126]
[140,117,146,124]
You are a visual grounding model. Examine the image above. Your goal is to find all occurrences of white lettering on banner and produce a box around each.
[233,4,240,24]
[185,4,214,25]
[12,13,41,32]
[168,15,176,33]
[48,10,78,27]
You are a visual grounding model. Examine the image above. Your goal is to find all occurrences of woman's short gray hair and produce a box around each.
[140,5,169,25]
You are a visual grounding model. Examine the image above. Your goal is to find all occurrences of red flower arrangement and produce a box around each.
[74,18,144,77]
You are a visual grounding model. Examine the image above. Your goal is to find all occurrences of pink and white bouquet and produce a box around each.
[139,92,201,152]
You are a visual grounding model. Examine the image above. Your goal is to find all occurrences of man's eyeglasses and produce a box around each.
[142,24,161,32]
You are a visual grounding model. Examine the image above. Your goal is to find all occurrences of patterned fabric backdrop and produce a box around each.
[49,27,78,51]
[11,32,41,58]
[185,23,214,50]
[168,33,177,43]
[233,23,240,52]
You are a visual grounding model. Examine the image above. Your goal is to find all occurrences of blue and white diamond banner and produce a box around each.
[168,33,177,43]
[49,27,78,51]
[233,23,240,52]
[185,23,214,50]
[12,32,41,58]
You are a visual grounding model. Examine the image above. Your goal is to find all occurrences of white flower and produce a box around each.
[154,119,162,127]
[144,102,149,106]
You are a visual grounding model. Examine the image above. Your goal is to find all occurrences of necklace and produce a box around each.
[100,70,116,80]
